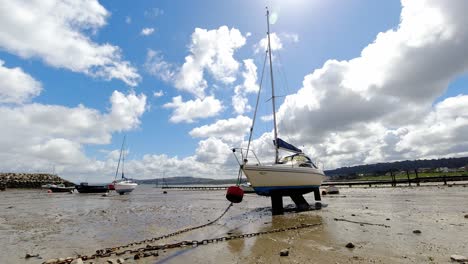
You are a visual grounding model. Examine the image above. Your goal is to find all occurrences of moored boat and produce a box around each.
[112,136,138,195]
[234,8,325,197]
[49,184,74,193]
[75,182,108,193]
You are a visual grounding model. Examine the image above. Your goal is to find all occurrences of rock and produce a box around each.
[351,214,356,216]
[163,191,167,194]
[450,255,468,262]
[70,258,84,264]
[107,259,117,264]
[43,259,58,264]
[365,207,368,209]
[413,230,422,234]
[134,253,141,260]
[279,249,289,256]
[321,190,327,195]
[346,242,355,249]
[464,214,468,219]
[386,218,390,221]
[25,253,40,259]
[117,258,125,263]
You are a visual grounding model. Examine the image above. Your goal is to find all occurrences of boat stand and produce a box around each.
[270,188,322,215]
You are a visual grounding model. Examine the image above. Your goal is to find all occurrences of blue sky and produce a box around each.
[1,0,467,182]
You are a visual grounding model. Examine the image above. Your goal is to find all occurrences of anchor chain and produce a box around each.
[45,203,233,264]
[48,221,322,263]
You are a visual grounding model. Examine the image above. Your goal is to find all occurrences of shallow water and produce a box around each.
[1,184,467,263]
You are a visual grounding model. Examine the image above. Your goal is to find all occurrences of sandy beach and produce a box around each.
[1,184,467,264]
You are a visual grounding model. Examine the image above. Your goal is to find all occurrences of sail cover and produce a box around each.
[273,138,303,153]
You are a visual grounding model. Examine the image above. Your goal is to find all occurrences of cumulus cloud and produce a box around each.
[232,59,259,114]
[153,90,164,98]
[189,115,252,143]
[141,27,155,36]
[0,0,140,86]
[163,96,222,123]
[174,26,246,98]
[0,90,147,180]
[255,32,282,53]
[195,137,231,164]
[144,49,176,82]
[0,60,42,104]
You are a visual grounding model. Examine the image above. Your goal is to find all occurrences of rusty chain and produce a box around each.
[48,221,322,263]
[45,203,233,263]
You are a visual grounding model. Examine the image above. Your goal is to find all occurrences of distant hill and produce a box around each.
[134,157,468,184]
[135,176,242,185]
[325,157,468,177]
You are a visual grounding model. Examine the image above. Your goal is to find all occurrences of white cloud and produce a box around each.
[153,90,164,98]
[0,60,42,104]
[174,26,247,98]
[0,0,140,86]
[189,115,252,143]
[141,27,155,36]
[0,90,147,180]
[396,95,468,158]
[144,49,176,82]
[195,137,231,164]
[163,96,222,123]
[232,59,259,114]
[255,32,282,53]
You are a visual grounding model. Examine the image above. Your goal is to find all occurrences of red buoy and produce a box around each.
[226,186,244,203]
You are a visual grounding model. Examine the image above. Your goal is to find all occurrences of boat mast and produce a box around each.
[114,135,126,180]
[266,7,279,163]
[121,139,125,179]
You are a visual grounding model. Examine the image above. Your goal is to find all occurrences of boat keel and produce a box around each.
[270,188,322,215]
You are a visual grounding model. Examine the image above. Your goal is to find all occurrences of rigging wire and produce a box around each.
[236,50,268,185]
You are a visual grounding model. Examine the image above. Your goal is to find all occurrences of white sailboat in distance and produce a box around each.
[113,136,138,195]
[233,8,325,196]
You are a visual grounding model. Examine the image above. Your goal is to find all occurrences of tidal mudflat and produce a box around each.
[1,184,467,263]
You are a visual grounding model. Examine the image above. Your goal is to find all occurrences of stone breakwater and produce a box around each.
[0,173,74,189]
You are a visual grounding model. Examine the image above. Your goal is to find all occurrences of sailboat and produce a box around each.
[235,8,325,197]
[113,136,138,195]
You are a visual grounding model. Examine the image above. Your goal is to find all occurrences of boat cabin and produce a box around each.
[279,154,318,168]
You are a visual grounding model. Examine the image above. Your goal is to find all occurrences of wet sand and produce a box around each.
[1,184,467,263]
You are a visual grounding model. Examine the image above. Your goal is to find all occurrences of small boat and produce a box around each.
[234,8,325,197]
[325,185,339,194]
[240,182,255,193]
[75,182,108,193]
[41,183,57,189]
[113,136,138,195]
[49,184,74,193]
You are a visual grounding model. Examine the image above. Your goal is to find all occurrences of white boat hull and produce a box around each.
[114,181,137,194]
[242,164,325,196]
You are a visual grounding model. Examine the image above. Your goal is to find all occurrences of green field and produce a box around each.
[357,171,468,181]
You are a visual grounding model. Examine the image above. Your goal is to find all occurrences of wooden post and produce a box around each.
[406,170,411,187]
[390,171,395,187]
[443,175,447,185]
[415,169,420,186]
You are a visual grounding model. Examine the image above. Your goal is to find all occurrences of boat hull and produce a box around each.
[242,164,325,196]
[49,186,74,193]
[75,184,108,193]
[114,182,137,194]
